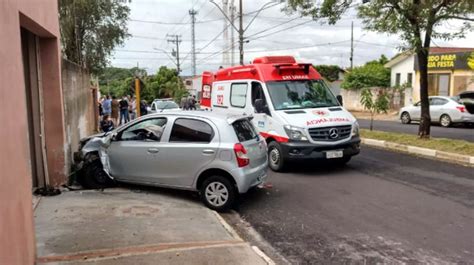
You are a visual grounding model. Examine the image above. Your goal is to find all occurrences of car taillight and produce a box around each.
[456,106,466,113]
[234,143,249,167]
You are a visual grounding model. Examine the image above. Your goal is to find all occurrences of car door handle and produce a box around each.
[202,149,215,155]
[147,148,159,154]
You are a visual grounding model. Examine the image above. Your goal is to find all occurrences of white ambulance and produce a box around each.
[200,56,360,171]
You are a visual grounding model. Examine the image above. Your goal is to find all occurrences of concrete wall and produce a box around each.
[0,0,63,264]
[62,59,96,174]
[341,87,406,112]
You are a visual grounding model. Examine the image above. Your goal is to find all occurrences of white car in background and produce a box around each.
[149,100,180,113]
[400,96,474,127]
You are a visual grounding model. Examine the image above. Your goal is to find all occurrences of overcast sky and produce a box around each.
[110,0,474,76]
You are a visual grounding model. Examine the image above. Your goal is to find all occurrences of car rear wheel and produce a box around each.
[440,114,452,127]
[79,155,114,189]
[401,112,411,124]
[268,141,285,172]
[200,176,236,212]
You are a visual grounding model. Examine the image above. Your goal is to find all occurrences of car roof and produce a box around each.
[145,110,251,124]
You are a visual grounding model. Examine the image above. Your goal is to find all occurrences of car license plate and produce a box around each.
[326,150,343,159]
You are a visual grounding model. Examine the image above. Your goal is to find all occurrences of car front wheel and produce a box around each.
[268,141,286,172]
[440,114,452,127]
[401,112,411,124]
[200,176,236,212]
[79,155,114,189]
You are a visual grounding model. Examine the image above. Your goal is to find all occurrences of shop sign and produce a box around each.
[415,51,474,70]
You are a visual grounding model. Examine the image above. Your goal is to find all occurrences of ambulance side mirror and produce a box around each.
[336,95,343,106]
[255,99,270,116]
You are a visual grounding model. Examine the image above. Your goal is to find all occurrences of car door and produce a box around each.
[411,101,422,120]
[155,117,218,187]
[106,117,168,183]
[430,98,448,121]
[250,81,271,132]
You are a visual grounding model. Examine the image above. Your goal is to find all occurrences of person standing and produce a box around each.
[102,95,112,117]
[111,95,119,125]
[119,96,129,125]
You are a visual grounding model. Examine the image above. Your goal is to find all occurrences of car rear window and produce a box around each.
[233,119,258,142]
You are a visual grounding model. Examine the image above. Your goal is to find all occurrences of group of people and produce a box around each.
[180,95,197,110]
[99,95,148,132]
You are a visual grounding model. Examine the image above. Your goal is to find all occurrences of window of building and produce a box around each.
[230,83,248,108]
[407,73,413,86]
[428,74,450,96]
[453,75,474,95]
[395,73,401,86]
[170,118,214,143]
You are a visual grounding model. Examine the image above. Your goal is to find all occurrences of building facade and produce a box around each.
[385,47,474,104]
[0,0,65,263]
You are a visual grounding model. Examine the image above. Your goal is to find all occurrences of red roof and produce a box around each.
[429,47,474,54]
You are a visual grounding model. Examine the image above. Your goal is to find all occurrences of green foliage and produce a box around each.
[360,88,390,130]
[59,0,131,74]
[341,55,390,90]
[313,65,341,82]
[99,66,187,103]
[285,0,473,136]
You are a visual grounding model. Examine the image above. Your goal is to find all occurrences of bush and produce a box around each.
[341,55,390,90]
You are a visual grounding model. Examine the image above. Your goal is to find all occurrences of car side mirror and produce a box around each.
[336,95,343,106]
[254,99,271,116]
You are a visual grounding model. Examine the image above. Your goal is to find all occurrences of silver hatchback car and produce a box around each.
[75,111,268,211]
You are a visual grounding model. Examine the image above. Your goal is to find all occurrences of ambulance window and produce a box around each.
[231,83,248,108]
[251,82,266,107]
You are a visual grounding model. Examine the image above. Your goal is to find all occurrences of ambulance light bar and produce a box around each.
[273,63,312,75]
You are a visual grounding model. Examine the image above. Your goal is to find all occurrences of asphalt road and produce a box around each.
[358,119,474,142]
[236,147,474,264]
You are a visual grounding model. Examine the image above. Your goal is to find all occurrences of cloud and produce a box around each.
[111,0,474,75]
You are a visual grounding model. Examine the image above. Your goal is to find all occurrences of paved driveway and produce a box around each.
[236,147,474,264]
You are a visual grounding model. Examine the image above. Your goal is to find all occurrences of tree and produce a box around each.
[145,67,188,102]
[360,88,390,131]
[285,0,473,138]
[59,0,131,74]
[313,65,341,82]
[341,55,390,89]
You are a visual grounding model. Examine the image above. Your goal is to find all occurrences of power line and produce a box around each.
[247,20,315,41]
[129,18,222,25]
[245,16,304,38]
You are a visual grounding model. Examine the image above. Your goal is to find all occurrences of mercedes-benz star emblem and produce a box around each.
[328,128,339,139]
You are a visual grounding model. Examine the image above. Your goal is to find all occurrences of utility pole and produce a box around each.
[135,62,141,117]
[167,34,182,75]
[238,0,244,65]
[189,9,198,76]
[230,1,235,65]
[350,21,354,71]
[222,0,229,66]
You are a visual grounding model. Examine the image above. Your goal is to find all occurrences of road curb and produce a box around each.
[361,138,474,167]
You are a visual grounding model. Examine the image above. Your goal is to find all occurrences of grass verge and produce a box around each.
[360,129,474,156]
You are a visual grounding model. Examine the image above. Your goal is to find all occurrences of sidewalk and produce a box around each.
[350,111,399,121]
[34,188,271,264]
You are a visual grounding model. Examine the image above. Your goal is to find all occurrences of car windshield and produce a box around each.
[266,80,339,110]
[155,101,179,109]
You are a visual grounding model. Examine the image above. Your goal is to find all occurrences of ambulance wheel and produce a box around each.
[268,141,285,172]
